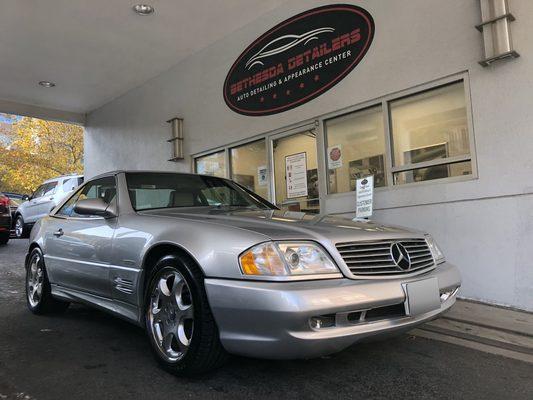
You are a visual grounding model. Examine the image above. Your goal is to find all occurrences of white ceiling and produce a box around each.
[0,0,288,116]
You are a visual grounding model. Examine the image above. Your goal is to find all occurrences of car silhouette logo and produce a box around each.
[390,242,411,270]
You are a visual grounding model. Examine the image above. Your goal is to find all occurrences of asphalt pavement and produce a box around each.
[0,239,532,400]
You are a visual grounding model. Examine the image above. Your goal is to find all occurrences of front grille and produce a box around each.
[336,238,435,276]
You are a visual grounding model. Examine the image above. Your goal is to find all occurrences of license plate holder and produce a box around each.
[403,278,440,316]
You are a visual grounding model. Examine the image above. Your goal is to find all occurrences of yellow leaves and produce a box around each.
[0,117,83,193]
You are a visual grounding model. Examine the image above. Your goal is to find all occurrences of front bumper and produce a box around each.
[205,262,461,359]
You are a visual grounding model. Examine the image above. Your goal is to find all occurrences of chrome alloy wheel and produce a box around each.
[15,218,23,238]
[27,252,44,307]
[148,270,194,362]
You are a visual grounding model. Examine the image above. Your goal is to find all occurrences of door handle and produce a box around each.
[49,197,54,201]
[53,229,64,237]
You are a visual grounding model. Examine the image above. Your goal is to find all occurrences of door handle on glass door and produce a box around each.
[53,229,64,237]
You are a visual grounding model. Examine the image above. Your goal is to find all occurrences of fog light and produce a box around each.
[309,314,335,329]
[440,287,459,303]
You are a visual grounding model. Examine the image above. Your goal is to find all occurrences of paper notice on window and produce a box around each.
[285,152,308,199]
[257,165,268,186]
[327,144,342,169]
[356,175,374,218]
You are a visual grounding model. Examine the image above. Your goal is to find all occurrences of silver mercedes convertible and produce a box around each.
[25,171,461,374]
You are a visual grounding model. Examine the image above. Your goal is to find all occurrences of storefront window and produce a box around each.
[273,131,319,213]
[325,105,386,194]
[230,139,268,199]
[195,151,226,177]
[194,77,475,210]
[390,81,472,184]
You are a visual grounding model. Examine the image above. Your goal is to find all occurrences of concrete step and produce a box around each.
[411,328,533,364]
[411,299,533,363]
[444,299,533,337]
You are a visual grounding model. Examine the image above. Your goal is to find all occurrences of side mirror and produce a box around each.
[74,198,116,218]
[22,195,30,201]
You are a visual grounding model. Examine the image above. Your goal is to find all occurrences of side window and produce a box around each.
[55,189,83,217]
[32,185,46,199]
[43,182,57,197]
[56,176,116,218]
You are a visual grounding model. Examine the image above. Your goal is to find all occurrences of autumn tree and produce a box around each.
[0,117,83,194]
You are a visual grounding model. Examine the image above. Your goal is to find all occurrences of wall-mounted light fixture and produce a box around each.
[167,117,184,161]
[477,0,519,67]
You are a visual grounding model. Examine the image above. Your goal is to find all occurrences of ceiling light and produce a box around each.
[133,4,154,15]
[38,81,55,88]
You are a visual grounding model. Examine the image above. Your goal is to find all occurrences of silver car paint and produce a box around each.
[29,171,462,359]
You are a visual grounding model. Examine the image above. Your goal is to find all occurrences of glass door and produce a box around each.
[272,130,320,213]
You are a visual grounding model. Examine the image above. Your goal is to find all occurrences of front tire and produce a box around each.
[144,255,227,375]
[26,247,70,314]
[15,215,30,239]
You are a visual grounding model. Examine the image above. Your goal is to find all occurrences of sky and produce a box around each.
[0,113,22,124]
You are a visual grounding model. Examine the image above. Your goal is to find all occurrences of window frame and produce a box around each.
[53,175,118,219]
[387,80,474,184]
[323,103,388,194]
[322,74,477,194]
[192,73,477,211]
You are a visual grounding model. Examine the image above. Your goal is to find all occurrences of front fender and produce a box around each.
[113,214,271,280]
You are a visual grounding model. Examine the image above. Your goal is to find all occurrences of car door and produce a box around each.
[44,176,117,299]
[23,184,46,223]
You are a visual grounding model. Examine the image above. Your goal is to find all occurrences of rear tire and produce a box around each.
[0,232,9,245]
[15,215,30,239]
[26,247,70,314]
[144,254,228,375]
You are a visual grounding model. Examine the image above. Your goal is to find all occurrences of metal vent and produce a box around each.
[336,238,435,276]
[113,277,135,295]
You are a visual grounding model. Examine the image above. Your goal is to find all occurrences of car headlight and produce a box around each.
[239,241,339,278]
[425,235,445,264]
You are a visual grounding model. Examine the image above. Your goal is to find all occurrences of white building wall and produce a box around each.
[85,0,533,310]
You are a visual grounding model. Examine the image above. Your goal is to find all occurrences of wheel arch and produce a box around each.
[140,242,205,302]
[25,242,42,270]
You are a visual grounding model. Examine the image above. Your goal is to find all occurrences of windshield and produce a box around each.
[125,172,276,211]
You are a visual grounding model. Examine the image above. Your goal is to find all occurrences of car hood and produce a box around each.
[139,207,423,243]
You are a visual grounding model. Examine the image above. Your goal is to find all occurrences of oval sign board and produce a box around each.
[223,4,375,116]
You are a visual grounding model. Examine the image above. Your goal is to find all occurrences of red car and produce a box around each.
[0,192,11,244]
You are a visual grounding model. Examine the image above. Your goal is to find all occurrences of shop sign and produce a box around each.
[327,144,343,169]
[356,175,373,218]
[285,152,308,198]
[224,4,375,116]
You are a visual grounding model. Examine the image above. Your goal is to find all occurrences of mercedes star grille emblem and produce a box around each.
[390,242,411,270]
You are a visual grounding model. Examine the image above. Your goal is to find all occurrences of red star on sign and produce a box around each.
[260,97,264,102]
[299,82,305,89]
[273,93,277,99]
[314,74,320,81]
[286,90,291,95]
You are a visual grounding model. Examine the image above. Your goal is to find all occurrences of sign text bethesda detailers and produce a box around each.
[224,4,375,116]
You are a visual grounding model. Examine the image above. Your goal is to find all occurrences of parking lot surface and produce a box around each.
[0,239,532,400]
